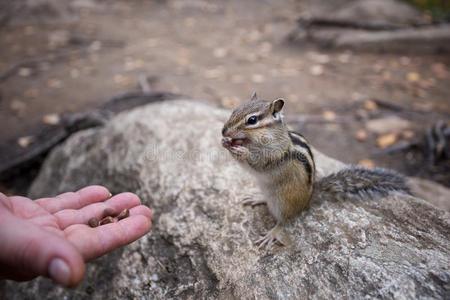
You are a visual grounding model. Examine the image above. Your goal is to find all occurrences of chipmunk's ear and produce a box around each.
[270,98,285,116]
[250,91,258,101]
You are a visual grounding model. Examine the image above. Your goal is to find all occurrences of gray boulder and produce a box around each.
[1,100,449,299]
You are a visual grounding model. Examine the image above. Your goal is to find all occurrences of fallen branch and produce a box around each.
[355,98,437,114]
[297,17,417,31]
[372,139,421,156]
[369,98,410,112]
[296,16,447,32]
[289,20,450,53]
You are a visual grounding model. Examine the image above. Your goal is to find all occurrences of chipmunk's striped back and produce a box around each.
[288,131,315,186]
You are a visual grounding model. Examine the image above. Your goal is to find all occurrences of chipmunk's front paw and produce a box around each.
[241,195,266,207]
[229,146,250,160]
[255,225,288,249]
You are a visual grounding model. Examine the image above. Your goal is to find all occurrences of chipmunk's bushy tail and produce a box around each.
[315,166,410,201]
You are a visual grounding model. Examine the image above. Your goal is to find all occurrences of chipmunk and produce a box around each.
[221,92,410,248]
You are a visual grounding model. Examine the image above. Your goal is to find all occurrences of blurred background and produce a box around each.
[0,0,449,195]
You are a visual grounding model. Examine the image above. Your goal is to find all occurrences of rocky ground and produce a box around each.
[1,101,449,299]
[0,0,449,194]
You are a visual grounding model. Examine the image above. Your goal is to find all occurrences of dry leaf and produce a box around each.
[42,113,60,125]
[406,72,420,82]
[355,129,368,142]
[124,58,144,71]
[89,41,102,52]
[338,53,351,63]
[23,88,39,98]
[382,71,391,80]
[10,99,26,115]
[48,30,69,49]
[376,133,397,149]
[399,56,411,66]
[47,79,62,89]
[113,74,133,87]
[18,68,32,77]
[401,130,415,139]
[322,110,336,121]
[18,136,34,148]
[310,65,324,76]
[431,63,448,79]
[363,100,378,111]
[358,159,375,168]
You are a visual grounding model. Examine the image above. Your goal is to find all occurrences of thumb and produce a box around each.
[0,211,85,287]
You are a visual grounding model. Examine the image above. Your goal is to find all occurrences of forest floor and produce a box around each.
[0,0,449,194]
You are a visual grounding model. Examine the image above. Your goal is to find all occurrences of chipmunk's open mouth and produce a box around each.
[222,137,248,148]
[231,138,246,146]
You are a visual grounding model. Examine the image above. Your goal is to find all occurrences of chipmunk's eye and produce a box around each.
[246,115,258,125]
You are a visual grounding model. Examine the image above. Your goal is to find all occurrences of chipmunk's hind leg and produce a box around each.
[255,224,286,249]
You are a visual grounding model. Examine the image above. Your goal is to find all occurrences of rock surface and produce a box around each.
[1,100,450,299]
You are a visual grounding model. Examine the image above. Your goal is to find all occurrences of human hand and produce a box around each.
[0,186,152,287]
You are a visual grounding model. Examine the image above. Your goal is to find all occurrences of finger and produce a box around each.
[0,212,85,287]
[0,193,12,210]
[65,215,151,261]
[129,205,153,219]
[54,193,142,229]
[36,185,110,213]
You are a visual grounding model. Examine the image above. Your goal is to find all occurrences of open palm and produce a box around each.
[0,186,152,287]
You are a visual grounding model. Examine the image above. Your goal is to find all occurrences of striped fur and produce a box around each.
[223,96,410,227]
[222,100,271,133]
[288,131,315,185]
[222,96,316,223]
[315,166,410,202]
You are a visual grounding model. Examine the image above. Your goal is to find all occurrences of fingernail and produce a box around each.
[108,192,112,198]
[48,258,71,286]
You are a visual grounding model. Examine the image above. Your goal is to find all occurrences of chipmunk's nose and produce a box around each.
[222,127,230,137]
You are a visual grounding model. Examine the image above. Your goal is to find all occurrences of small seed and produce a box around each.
[103,208,116,218]
[99,216,114,225]
[88,218,99,228]
[117,209,130,220]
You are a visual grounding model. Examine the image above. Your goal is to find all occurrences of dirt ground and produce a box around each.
[1,0,449,194]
